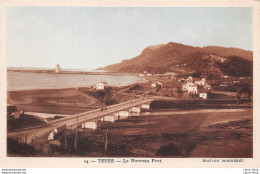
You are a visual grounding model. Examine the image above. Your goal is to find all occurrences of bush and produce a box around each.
[7,137,38,156]
[156,143,182,156]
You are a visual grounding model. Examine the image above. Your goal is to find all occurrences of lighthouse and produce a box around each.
[56,64,61,73]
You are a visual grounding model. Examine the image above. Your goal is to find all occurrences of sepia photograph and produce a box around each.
[1,0,260,169]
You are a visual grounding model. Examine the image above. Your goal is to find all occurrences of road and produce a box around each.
[7,98,153,143]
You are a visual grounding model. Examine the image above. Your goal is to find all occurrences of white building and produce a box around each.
[195,78,206,86]
[187,76,193,83]
[95,82,108,90]
[183,82,197,94]
[199,93,207,99]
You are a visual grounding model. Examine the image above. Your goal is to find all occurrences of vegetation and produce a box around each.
[7,137,38,156]
[8,114,46,132]
[156,143,182,156]
[86,87,117,106]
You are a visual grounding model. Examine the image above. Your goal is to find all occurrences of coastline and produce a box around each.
[7,69,138,76]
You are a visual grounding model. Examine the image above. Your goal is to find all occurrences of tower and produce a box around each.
[56,64,61,73]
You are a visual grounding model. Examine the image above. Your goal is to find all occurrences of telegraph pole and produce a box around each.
[105,128,108,154]
[64,126,67,150]
[75,114,78,150]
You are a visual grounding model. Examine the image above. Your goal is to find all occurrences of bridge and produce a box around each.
[7,98,153,143]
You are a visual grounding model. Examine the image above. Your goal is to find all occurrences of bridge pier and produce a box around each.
[115,111,129,120]
[103,115,115,122]
[141,104,150,109]
[82,122,97,130]
[97,117,104,122]
[129,107,141,113]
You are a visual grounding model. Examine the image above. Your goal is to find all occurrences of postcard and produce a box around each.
[0,0,260,168]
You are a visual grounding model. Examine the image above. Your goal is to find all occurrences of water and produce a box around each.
[7,71,147,91]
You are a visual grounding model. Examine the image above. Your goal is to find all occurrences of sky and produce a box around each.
[7,7,252,70]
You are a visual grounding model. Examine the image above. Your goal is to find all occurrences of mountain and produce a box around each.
[100,42,253,77]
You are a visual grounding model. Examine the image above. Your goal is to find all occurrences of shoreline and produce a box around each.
[7,83,146,93]
[7,69,137,76]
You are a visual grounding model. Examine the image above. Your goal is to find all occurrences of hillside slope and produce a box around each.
[101,42,253,77]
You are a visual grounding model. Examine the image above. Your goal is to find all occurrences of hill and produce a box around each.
[100,42,253,77]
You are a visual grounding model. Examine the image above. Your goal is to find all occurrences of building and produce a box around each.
[199,93,207,99]
[183,82,197,94]
[187,76,193,83]
[198,89,209,99]
[187,83,198,94]
[95,82,108,90]
[151,81,163,88]
[195,78,206,86]
[8,111,21,119]
[7,105,17,116]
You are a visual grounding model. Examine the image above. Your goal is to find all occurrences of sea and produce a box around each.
[7,70,147,91]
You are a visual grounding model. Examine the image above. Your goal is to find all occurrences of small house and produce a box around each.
[188,84,197,94]
[183,82,198,94]
[199,89,208,99]
[95,82,108,90]
[187,76,193,83]
[199,92,207,99]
